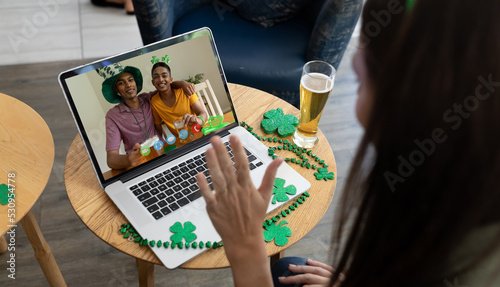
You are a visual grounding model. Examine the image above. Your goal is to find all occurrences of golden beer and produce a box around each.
[293,70,334,148]
[141,136,161,161]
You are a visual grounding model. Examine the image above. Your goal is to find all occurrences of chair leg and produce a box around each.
[20,210,67,286]
[137,258,154,287]
[0,235,7,253]
[270,250,285,267]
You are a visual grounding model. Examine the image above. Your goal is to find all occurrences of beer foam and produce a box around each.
[301,73,334,93]
[141,135,159,147]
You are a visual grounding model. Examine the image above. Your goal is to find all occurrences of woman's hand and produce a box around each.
[278,259,341,287]
[196,135,282,287]
[196,135,282,247]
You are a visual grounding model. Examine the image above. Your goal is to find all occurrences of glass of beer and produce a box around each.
[292,60,336,148]
[141,135,160,161]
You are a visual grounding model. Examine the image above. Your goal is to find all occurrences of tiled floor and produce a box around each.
[0,0,143,66]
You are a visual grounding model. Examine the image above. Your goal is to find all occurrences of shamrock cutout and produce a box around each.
[169,221,197,244]
[263,220,292,246]
[272,178,296,204]
[201,115,230,135]
[314,168,335,181]
[0,184,13,205]
[261,108,298,137]
[162,55,171,63]
[151,56,159,64]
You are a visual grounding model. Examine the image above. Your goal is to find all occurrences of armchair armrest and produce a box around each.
[133,0,213,45]
[306,0,363,69]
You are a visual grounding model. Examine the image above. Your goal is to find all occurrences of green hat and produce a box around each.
[96,63,143,104]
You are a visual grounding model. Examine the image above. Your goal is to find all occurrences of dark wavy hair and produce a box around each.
[331,0,500,286]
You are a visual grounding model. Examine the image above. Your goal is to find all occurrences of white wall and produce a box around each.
[66,74,113,174]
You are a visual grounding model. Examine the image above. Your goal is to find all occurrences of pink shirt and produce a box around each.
[105,91,162,153]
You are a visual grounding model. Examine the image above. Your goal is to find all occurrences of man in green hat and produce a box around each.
[98,63,194,169]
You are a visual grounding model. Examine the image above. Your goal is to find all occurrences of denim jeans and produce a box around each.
[271,256,308,287]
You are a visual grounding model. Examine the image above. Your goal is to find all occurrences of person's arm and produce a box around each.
[196,135,282,287]
[171,81,195,96]
[106,143,144,170]
[155,123,165,139]
[182,99,209,127]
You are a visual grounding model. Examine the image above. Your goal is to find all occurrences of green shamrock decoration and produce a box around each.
[152,55,171,64]
[314,168,335,181]
[162,55,171,63]
[0,184,13,205]
[263,220,292,246]
[272,178,296,204]
[201,115,230,135]
[169,221,197,244]
[260,108,299,137]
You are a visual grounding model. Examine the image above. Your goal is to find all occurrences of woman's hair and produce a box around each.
[331,0,500,286]
[151,62,171,77]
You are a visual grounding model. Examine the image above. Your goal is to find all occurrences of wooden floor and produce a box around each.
[0,39,362,286]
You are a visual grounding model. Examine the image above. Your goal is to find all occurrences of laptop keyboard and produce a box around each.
[129,142,264,220]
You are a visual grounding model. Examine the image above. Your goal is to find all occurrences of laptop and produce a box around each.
[59,27,310,269]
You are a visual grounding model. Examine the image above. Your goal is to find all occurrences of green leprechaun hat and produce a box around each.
[96,62,143,104]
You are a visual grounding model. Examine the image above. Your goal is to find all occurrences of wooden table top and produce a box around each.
[0,93,55,236]
[64,84,337,269]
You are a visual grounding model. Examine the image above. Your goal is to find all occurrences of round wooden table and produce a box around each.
[0,93,66,286]
[64,84,336,286]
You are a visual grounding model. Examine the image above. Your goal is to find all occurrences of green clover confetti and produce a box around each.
[314,168,335,181]
[272,178,296,204]
[169,221,197,244]
[260,108,298,137]
[263,220,292,246]
[0,184,13,205]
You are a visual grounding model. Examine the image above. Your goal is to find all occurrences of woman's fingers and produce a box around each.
[204,142,227,193]
[207,136,236,191]
[288,264,333,278]
[306,259,336,273]
[258,158,282,201]
[196,171,214,206]
[229,135,252,187]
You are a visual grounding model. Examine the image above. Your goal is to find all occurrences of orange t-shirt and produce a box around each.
[151,89,200,136]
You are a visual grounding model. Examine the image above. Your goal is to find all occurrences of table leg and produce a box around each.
[20,210,67,287]
[0,235,7,253]
[270,250,285,267]
[137,258,154,287]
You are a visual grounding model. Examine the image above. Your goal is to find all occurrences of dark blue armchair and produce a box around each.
[132,0,362,107]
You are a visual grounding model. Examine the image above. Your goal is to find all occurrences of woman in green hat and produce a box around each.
[98,63,194,169]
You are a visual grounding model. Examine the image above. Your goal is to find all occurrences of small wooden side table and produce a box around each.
[0,93,66,286]
[64,84,336,286]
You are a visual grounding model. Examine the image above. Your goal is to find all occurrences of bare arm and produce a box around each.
[155,123,165,138]
[106,143,144,169]
[171,81,195,96]
[182,99,210,127]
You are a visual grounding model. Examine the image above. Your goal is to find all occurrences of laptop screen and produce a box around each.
[59,28,238,186]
